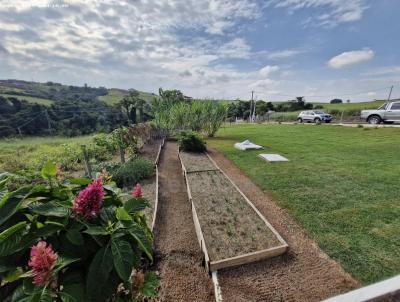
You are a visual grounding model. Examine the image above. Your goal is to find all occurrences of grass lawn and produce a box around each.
[208,124,400,284]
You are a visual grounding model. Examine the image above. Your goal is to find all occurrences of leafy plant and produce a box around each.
[112,159,154,188]
[0,161,158,301]
[178,131,206,152]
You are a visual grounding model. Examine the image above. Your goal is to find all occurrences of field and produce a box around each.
[313,100,386,111]
[0,93,53,106]
[0,135,91,172]
[98,88,156,105]
[208,124,400,284]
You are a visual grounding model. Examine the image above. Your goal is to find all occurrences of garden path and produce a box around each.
[153,142,214,302]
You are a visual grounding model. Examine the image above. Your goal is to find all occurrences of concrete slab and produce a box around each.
[259,154,289,162]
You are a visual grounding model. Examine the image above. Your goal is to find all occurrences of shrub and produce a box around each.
[0,162,158,301]
[112,159,154,188]
[178,130,206,152]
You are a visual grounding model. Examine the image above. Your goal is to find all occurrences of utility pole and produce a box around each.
[44,110,51,134]
[387,85,393,102]
[250,91,254,123]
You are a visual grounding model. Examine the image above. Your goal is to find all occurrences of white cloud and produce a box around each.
[328,49,374,69]
[259,65,279,77]
[267,0,368,27]
[267,49,305,60]
[218,38,251,59]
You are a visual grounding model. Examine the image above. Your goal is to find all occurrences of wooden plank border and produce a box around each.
[151,165,159,232]
[154,137,165,166]
[212,272,223,302]
[151,138,165,232]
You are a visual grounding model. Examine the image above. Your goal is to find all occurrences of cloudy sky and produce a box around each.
[0,0,399,102]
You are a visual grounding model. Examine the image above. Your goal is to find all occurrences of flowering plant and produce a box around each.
[0,161,158,301]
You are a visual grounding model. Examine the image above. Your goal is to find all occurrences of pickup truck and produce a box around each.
[361,101,400,124]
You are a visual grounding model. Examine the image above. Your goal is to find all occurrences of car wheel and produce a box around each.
[314,118,321,123]
[297,118,303,123]
[368,115,381,124]
[325,120,331,123]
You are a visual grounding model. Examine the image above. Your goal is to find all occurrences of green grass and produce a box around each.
[208,124,400,284]
[99,89,156,105]
[0,94,53,106]
[313,100,386,111]
[0,136,91,172]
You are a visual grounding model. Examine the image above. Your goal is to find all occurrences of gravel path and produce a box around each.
[207,147,360,302]
[153,142,214,302]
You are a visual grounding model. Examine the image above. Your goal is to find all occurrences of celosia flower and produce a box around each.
[73,178,104,219]
[28,241,58,286]
[132,183,142,198]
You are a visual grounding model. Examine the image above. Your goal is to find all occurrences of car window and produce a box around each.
[390,103,400,110]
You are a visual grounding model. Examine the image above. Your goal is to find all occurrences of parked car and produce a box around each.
[361,101,400,124]
[297,111,333,123]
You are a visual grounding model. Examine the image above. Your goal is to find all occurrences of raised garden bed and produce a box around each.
[179,151,219,173]
[179,150,288,271]
[126,138,164,231]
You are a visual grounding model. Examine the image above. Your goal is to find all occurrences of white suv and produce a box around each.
[297,111,333,123]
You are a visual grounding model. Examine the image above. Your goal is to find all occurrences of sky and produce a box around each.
[0,0,399,102]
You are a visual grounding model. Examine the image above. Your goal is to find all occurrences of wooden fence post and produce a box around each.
[81,145,92,178]
[119,146,125,163]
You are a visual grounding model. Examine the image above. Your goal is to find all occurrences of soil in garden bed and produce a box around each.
[139,138,163,164]
[179,151,219,173]
[153,142,214,302]
[207,147,360,302]
[187,170,282,261]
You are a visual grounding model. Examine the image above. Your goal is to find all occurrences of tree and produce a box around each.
[117,90,145,125]
[330,98,343,104]
[255,101,269,116]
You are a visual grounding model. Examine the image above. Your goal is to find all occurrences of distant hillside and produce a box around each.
[0,79,156,106]
[0,79,156,137]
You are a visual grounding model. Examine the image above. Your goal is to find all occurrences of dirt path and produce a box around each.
[153,142,214,302]
[207,148,360,302]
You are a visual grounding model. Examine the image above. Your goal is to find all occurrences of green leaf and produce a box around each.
[111,239,134,281]
[41,160,57,179]
[53,257,80,275]
[84,225,109,236]
[59,292,78,302]
[86,245,114,302]
[0,186,31,226]
[100,206,116,224]
[69,178,91,186]
[127,224,153,262]
[139,272,160,298]
[29,202,71,217]
[27,287,52,302]
[123,197,149,214]
[116,207,132,221]
[66,229,84,245]
[1,267,24,286]
[12,285,27,302]
[0,221,28,257]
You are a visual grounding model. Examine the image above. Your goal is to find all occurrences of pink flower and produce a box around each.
[73,178,104,219]
[132,183,142,198]
[28,241,58,286]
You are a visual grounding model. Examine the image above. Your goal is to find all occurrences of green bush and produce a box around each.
[0,162,158,301]
[112,159,154,188]
[178,130,206,152]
